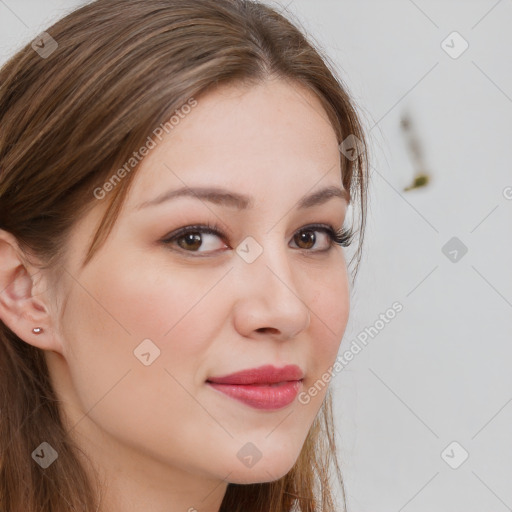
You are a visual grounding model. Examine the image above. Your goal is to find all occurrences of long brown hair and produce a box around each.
[0,0,370,510]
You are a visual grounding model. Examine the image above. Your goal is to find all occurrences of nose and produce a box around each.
[231,240,312,341]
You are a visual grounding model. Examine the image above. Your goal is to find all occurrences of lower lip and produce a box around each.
[207,380,302,410]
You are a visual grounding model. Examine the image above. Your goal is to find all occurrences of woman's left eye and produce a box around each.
[161,222,353,256]
[290,226,343,251]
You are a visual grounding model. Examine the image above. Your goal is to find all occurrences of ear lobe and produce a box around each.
[0,230,60,352]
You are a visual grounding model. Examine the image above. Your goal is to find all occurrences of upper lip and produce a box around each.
[207,364,304,385]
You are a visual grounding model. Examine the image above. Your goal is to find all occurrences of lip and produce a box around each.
[207,364,304,385]
[206,364,304,410]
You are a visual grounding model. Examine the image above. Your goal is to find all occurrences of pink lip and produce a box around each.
[206,364,304,410]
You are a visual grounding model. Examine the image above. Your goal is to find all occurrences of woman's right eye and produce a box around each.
[161,223,229,255]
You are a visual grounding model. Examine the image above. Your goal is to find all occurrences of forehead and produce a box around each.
[124,78,342,210]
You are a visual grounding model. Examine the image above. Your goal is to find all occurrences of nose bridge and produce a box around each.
[238,233,295,295]
[233,233,311,335]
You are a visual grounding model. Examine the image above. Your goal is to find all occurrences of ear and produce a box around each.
[0,229,62,353]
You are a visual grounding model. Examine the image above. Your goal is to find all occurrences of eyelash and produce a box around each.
[161,221,355,255]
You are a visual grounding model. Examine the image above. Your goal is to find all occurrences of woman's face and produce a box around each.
[46,78,350,496]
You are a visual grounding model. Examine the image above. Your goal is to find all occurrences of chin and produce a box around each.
[225,454,299,485]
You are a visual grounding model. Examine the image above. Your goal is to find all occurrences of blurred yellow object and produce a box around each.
[404,173,430,191]
[400,109,432,191]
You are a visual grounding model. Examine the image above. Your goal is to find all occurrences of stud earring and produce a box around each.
[32,327,43,334]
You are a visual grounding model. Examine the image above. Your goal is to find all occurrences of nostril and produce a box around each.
[256,327,278,334]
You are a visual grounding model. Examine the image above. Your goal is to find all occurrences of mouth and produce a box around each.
[206,364,304,410]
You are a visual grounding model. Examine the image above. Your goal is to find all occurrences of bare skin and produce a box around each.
[0,77,350,512]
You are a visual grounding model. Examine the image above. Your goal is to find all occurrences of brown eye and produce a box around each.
[177,232,203,251]
[290,225,347,252]
[294,230,316,250]
[162,223,229,254]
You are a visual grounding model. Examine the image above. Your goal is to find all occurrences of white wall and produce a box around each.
[1,1,511,510]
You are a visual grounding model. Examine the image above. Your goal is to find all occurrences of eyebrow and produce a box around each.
[136,184,349,210]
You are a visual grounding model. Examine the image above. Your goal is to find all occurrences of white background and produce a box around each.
[1,1,511,510]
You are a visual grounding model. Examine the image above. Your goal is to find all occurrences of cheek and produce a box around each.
[71,253,230,377]
[305,264,350,384]
[57,257,232,458]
